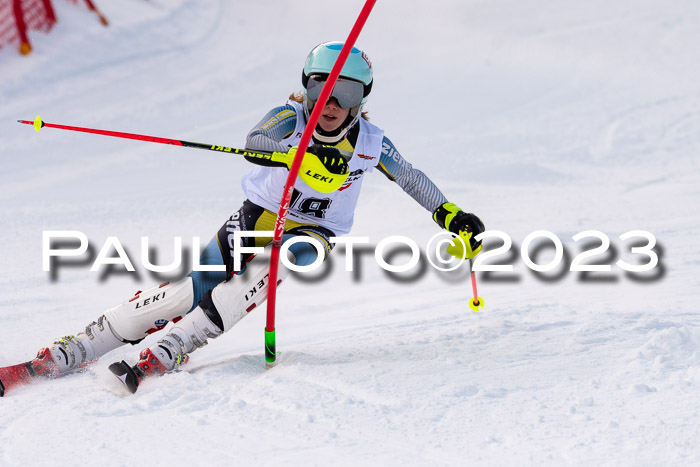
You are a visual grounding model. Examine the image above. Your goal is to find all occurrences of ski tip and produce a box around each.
[0,378,5,397]
[108,360,140,394]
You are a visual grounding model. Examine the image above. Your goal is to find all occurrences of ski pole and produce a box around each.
[17,116,282,163]
[446,230,485,311]
[468,258,484,312]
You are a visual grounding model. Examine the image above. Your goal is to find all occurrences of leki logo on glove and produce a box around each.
[304,169,335,184]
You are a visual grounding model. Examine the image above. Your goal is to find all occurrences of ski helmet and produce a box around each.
[301,42,373,140]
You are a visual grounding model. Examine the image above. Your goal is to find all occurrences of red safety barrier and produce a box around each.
[0,0,55,55]
[1,0,107,55]
[63,0,107,25]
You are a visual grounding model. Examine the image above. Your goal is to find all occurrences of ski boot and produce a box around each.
[0,315,124,396]
[1,338,94,396]
[108,347,187,394]
[109,305,221,394]
[39,315,125,376]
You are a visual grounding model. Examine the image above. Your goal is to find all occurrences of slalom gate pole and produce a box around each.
[264,0,378,368]
[17,116,282,162]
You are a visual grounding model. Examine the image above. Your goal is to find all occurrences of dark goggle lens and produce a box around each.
[306,76,365,109]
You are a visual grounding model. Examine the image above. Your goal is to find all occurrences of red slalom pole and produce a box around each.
[470,259,479,304]
[19,118,187,146]
[17,116,286,163]
[468,259,484,312]
[264,0,378,367]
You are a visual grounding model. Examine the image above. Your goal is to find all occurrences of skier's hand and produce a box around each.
[307,144,351,175]
[433,202,485,256]
[272,145,350,174]
[273,146,351,193]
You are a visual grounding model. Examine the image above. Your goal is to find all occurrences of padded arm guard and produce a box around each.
[250,145,351,193]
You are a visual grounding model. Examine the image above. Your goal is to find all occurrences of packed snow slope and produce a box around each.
[1,0,699,465]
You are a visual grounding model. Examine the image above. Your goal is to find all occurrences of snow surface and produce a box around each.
[1,0,699,465]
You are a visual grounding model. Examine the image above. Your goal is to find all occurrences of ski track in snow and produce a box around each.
[1,0,699,465]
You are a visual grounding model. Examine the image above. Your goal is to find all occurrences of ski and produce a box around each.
[0,347,78,397]
[0,361,37,397]
[108,361,141,394]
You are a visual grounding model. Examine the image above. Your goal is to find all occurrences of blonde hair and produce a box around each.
[289,91,369,120]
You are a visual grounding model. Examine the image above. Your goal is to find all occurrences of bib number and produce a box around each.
[290,189,332,219]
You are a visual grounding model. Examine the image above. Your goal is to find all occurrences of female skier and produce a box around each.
[2,42,485,394]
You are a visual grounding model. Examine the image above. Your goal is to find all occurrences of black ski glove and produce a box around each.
[433,202,485,252]
[307,144,351,175]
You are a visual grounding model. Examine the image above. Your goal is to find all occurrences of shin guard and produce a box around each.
[207,248,292,332]
[104,277,195,343]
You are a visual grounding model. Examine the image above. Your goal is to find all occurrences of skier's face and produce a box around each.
[317,97,350,133]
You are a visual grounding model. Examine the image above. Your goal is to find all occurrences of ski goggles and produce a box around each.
[304,74,369,109]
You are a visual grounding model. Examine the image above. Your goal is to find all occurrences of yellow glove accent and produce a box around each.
[446,230,483,260]
[433,202,461,230]
[271,147,350,193]
[270,150,293,166]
